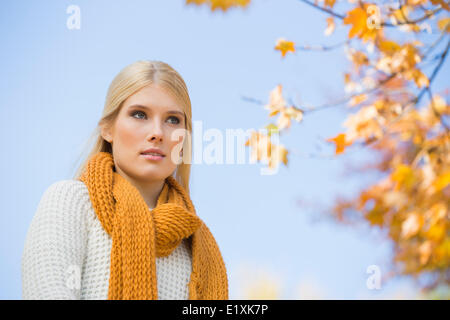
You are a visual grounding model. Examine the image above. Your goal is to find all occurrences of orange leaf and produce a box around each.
[324,0,336,8]
[349,94,368,107]
[274,38,296,58]
[186,0,251,12]
[343,7,368,39]
[327,133,352,154]
[324,17,336,36]
[433,172,450,191]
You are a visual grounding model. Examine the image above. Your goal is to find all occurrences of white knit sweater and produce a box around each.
[21,180,193,300]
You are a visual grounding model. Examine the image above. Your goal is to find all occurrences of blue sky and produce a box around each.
[1,0,448,299]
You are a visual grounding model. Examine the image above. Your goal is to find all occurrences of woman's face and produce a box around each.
[101,84,186,183]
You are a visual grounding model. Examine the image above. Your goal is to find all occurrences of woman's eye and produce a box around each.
[131,111,146,119]
[131,111,180,125]
[167,116,180,125]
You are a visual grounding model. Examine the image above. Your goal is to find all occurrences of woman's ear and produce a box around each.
[100,124,113,143]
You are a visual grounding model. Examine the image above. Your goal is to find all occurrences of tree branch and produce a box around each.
[414,38,450,107]
[295,40,350,51]
[298,0,442,28]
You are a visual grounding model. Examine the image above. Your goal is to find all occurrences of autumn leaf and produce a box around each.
[324,0,336,8]
[401,211,423,239]
[430,0,450,11]
[366,202,386,226]
[432,172,450,191]
[343,6,380,42]
[274,38,296,58]
[437,17,450,32]
[405,68,430,88]
[324,17,335,36]
[419,241,432,265]
[265,123,279,136]
[378,39,401,55]
[268,144,289,169]
[391,164,416,191]
[209,0,450,291]
[185,0,251,12]
[349,93,368,107]
[327,133,353,154]
[264,84,287,117]
[245,131,288,169]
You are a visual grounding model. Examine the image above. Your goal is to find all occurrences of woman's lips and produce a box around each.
[141,153,165,161]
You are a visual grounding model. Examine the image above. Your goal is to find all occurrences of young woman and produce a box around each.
[21,60,228,300]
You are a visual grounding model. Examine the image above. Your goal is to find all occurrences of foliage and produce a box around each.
[186,0,450,293]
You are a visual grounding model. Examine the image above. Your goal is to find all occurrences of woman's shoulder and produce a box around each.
[37,179,92,218]
[41,179,89,202]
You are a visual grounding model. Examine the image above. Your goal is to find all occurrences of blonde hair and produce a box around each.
[72,60,193,194]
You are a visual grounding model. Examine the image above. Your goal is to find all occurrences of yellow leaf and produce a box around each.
[425,223,446,241]
[434,239,450,263]
[378,40,401,55]
[419,240,432,265]
[274,38,296,58]
[432,172,450,191]
[401,212,423,239]
[392,6,410,24]
[264,123,279,136]
[437,17,450,32]
[412,69,429,88]
[391,164,416,190]
[365,203,385,226]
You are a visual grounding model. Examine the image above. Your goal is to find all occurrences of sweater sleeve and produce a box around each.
[21,180,89,300]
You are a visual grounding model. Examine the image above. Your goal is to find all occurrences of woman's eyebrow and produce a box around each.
[128,104,184,116]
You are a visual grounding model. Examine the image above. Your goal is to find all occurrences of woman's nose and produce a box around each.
[146,119,164,142]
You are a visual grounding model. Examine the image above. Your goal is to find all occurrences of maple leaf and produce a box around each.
[276,105,304,130]
[327,133,353,154]
[274,38,296,58]
[343,6,380,42]
[344,7,368,39]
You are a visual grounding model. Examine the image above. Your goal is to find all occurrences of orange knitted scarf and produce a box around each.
[78,151,228,300]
